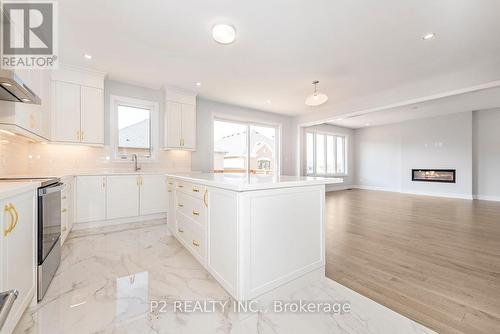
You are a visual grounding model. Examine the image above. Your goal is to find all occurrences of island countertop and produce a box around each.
[166,172,342,191]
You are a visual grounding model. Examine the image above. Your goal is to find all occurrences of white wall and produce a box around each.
[301,124,355,189]
[353,123,402,191]
[473,108,500,200]
[354,111,474,199]
[191,99,296,175]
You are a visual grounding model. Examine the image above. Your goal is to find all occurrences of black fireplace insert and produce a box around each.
[411,169,456,183]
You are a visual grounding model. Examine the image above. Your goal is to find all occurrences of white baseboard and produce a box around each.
[326,184,353,192]
[473,194,500,202]
[350,185,474,200]
[353,185,401,193]
[72,212,167,230]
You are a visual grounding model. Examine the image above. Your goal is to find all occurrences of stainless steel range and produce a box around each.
[0,177,63,301]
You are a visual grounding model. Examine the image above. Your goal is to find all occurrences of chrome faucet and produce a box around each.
[132,154,141,172]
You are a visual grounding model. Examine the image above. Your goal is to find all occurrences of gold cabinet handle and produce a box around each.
[10,204,18,234]
[62,196,67,200]
[168,190,172,193]
[81,131,84,141]
[76,130,80,141]
[62,226,67,231]
[192,210,199,216]
[178,203,184,208]
[177,228,184,233]
[192,240,199,247]
[168,182,173,185]
[178,185,184,188]
[3,204,14,236]
[102,177,106,188]
[192,188,200,193]
[61,208,67,213]
[203,190,208,208]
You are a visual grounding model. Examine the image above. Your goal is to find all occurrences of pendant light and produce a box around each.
[305,80,328,106]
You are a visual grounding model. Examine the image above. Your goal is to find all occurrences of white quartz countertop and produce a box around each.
[166,172,343,191]
[0,181,40,200]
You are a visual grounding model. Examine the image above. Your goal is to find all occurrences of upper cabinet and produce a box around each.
[0,69,51,140]
[51,65,106,144]
[164,87,197,150]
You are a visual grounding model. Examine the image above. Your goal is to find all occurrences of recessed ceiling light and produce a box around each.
[365,123,371,126]
[1,82,12,87]
[196,82,201,87]
[212,24,236,44]
[84,53,92,59]
[422,33,436,40]
[266,100,271,104]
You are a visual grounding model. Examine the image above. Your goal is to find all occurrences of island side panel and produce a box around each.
[239,184,326,300]
[206,186,239,298]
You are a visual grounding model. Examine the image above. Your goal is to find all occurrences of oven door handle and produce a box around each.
[38,183,64,196]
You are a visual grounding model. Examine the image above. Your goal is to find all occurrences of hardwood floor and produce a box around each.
[325,189,500,334]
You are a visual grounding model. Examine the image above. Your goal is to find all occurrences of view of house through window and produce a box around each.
[306,131,346,176]
[214,119,278,174]
[117,104,152,157]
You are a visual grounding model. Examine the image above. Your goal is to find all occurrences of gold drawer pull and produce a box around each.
[62,196,67,200]
[192,188,200,193]
[177,228,184,233]
[168,182,173,185]
[203,190,208,208]
[62,226,67,231]
[192,210,199,216]
[178,185,184,188]
[61,208,67,213]
[192,240,199,247]
[3,203,18,236]
[168,190,172,193]
[178,203,184,208]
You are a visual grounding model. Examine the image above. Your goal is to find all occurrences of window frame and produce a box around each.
[110,95,160,162]
[305,130,348,177]
[212,115,281,175]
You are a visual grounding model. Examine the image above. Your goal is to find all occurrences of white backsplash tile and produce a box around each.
[0,134,191,176]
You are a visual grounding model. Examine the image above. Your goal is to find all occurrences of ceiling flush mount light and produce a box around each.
[305,81,328,106]
[84,53,92,59]
[196,82,201,86]
[212,24,236,44]
[422,33,436,40]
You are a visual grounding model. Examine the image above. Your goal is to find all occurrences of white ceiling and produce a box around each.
[326,85,500,128]
[59,0,500,115]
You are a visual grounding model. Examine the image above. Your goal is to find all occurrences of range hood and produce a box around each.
[0,69,41,104]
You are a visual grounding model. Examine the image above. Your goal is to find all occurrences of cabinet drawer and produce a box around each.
[176,191,206,226]
[175,180,207,200]
[175,211,205,261]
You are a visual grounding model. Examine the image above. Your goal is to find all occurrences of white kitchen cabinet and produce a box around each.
[52,81,81,143]
[0,190,36,334]
[60,176,75,245]
[51,66,106,145]
[106,175,140,220]
[167,178,175,231]
[164,87,197,150]
[76,176,106,223]
[140,175,167,215]
[181,104,196,149]
[80,86,104,144]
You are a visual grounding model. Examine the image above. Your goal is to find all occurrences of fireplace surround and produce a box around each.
[412,169,456,183]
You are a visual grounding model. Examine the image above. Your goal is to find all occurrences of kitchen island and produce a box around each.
[165,173,342,301]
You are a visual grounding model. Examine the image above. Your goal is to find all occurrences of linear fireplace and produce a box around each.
[412,169,456,183]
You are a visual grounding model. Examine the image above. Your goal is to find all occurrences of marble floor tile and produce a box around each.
[14,220,436,334]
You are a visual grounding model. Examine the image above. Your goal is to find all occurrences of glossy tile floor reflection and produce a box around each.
[14,220,435,334]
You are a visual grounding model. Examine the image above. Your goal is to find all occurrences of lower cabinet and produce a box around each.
[0,190,36,334]
[107,175,140,220]
[75,174,167,225]
[140,175,167,215]
[60,176,75,245]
